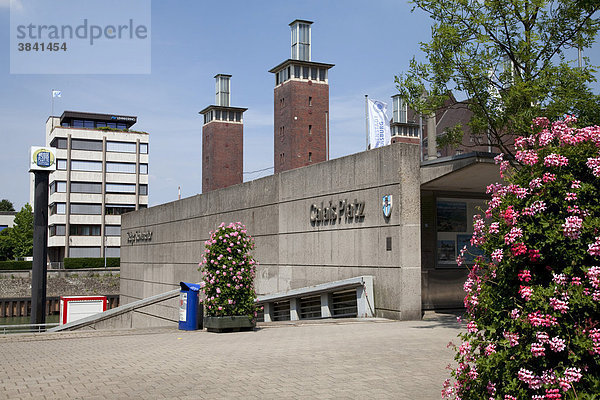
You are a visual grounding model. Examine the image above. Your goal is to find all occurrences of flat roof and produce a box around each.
[60,110,137,128]
[198,105,248,115]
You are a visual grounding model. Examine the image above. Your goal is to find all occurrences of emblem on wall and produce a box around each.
[382,195,392,218]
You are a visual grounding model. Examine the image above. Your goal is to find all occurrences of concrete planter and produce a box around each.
[204,316,255,333]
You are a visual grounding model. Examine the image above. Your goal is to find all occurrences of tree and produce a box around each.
[396,0,600,157]
[444,117,600,398]
[10,204,33,259]
[0,228,14,261]
[0,199,15,211]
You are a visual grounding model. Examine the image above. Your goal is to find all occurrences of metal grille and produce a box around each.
[299,295,321,320]
[332,290,357,317]
[272,300,290,321]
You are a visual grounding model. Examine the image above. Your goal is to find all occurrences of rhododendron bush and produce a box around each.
[444,117,600,399]
[199,222,258,318]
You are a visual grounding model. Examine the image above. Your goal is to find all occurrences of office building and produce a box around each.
[45,111,149,263]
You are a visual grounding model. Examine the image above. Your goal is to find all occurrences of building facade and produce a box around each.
[200,74,247,193]
[46,111,149,263]
[270,20,334,174]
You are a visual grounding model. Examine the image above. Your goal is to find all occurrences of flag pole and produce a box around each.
[365,94,369,150]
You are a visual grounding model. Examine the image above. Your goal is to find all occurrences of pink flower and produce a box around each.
[519,285,533,301]
[488,222,500,234]
[516,149,539,165]
[586,156,600,177]
[510,308,520,319]
[564,367,582,383]
[562,216,583,240]
[511,242,527,256]
[536,331,549,343]
[518,270,532,282]
[491,249,503,263]
[588,237,600,256]
[544,153,569,167]
[543,172,557,183]
[531,342,545,357]
[565,192,577,201]
[484,343,496,355]
[550,297,569,313]
[503,331,520,347]
[466,321,478,333]
[504,227,523,244]
[549,336,566,352]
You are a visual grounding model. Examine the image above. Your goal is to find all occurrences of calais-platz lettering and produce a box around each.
[127,230,152,244]
[310,199,365,224]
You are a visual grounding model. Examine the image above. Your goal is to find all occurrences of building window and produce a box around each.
[106,162,136,174]
[392,96,408,124]
[308,152,312,162]
[139,164,148,174]
[71,139,103,151]
[105,247,120,257]
[106,183,136,193]
[83,120,95,128]
[70,225,101,236]
[294,65,301,78]
[69,247,101,258]
[139,184,148,195]
[49,224,65,237]
[319,68,326,81]
[70,203,102,215]
[311,67,317,80]
[308,97,312,106]
[73,120,84,128]
[50,181,66,194]
[50,203,66,215]
[140,143,148,154]
[303,66,309,79]
[71,182,102,194]
[105,225,121,236]
[105,204,135,215]
[71,160,102,172]
[52,138,68,149]
[56,159,67,170]
[308,125,312,135]
[106,141,136,153]
[280,153,285,164]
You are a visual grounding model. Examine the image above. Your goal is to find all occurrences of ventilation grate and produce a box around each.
[332,289,357,317]
[272,300,290,321]
[299,295,321,320]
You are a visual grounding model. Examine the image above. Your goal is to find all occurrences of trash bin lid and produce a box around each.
[180,282,202,291]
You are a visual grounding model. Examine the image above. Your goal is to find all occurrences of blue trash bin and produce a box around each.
[179,282,203,330]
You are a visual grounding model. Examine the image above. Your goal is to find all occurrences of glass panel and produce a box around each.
[83,120,94,128]
[71,160,102,171]
[140,143,148,154]
[106,141,136,153]
[55,138,67,149]
[70,203,102,215]
[215,110,221,120]
[106,183,136,193]
[57,159,67,170]
[105,247,120,257]
[311,67,317,80]
[303,66,309,79]
[71,139,103,151]
[96,122,106,127]
[105,226,121,236]
[139,184,148,195]
[116,123,127,130]
[235,112,241,122]
[107,122,117,129]
[69,247,101,258]
[319,69,326,81]
[229,111,235,121]
[71,182,102,193]
[73,120,84,127]
[105,205,136,215]
[57,203,66,214]
[106,162,136,173]
[56,181,66,192]
[139,164,148,174]
[294,65,301,78]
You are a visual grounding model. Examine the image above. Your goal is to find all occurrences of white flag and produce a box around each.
[368,99,391,148]
[52,90,62,98]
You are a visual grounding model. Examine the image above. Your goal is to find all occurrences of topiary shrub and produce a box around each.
[443,117,600,399]
[0,260,32,270]
[199,222,259,319]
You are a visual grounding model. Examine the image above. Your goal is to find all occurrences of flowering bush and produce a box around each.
[199,222,258,318]
[444,117,600,399]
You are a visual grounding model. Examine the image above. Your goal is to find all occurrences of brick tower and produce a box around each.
[200,74,247,193]
[269,20,334,174]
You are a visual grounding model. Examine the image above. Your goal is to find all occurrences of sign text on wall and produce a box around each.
[127,231,152,244]
[310,199,365,224]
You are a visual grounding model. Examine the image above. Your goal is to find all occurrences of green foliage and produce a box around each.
[396,0,600,156]
[0,260,32,270]
[444,118,600,399]
[9,204,33,259]
[0,228,14,261]
[64,257,120,269]
[0,199,15,211]
[199,222,258,318]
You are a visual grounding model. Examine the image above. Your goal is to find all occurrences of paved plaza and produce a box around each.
[0,315,462,399]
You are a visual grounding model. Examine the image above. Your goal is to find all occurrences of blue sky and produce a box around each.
[0,0,598,209]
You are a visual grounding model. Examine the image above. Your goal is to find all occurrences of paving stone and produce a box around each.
[0,317,462,399]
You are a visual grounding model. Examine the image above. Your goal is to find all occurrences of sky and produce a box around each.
[0,0,599,209]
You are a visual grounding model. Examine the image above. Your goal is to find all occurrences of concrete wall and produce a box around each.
[121,142,421,321]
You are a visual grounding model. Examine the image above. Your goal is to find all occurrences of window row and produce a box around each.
[203,110,242,125]
[56,160,148,174]
[52,138,148,154]
[50,182,148,194]
[49,224,121,237]
[392,125,419,138]
[68,246,120,258]
[275,65,327,86]
[62,120,129,131]
[50,203,146,215]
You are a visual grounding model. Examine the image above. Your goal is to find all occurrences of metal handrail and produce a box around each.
[0,323,60,335]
